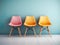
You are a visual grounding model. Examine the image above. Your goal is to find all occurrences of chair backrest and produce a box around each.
[10,16,22,25]
[38,16,51,26]
[24,16,36,25]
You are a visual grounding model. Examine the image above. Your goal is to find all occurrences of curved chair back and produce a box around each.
[24,16,36,26]
[38,16,51,26]
[9,16,22,26]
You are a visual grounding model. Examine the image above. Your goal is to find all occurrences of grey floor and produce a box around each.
[0,35,60,45]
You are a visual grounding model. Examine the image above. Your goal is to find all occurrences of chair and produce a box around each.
[24,16,36,36]
[9,16,22,36]
[38,16,51,36]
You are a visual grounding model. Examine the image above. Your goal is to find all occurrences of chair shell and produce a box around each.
[9,16,22,26]
[38,16,51,26]
[24,16,36,27]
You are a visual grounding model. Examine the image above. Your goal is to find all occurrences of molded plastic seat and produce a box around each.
[9,16,22,26]
[38,16,51,26]
[24,16,36,27]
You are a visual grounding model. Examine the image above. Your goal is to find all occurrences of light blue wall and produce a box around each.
[0,0,60,35]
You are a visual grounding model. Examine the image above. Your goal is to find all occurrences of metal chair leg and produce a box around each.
[47,26,51,36]
[24,27,28,36]
[9,27,13,37]
[33,27,36,37]
[40,27,43,37]
[18,27,21,37]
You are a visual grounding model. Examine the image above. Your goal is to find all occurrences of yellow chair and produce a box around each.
[24,16,36,36]
[38,16,51,36]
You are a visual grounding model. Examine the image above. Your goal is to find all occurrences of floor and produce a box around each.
[0,35,60,45]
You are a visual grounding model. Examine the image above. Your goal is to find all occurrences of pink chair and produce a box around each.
[9,16,22,36]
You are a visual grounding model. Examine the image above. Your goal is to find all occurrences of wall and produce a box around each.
[0,0,60,35]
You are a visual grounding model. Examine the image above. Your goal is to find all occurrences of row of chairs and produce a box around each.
[9,16,51,36]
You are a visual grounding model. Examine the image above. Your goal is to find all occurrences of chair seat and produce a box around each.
[9,23,22,26]
[24,23,36,27]
[39,23,51,26]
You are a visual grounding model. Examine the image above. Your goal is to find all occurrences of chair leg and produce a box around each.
[33,27,36,37]
[9,27,13,37]
[18,27,21,37]
[40,26,43,37]
[24,27,28,36]
[47,26,51,36]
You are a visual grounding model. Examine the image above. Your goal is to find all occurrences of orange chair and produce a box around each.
[38,16,51,36]
[9,16,22,36]
[24,16,36,36]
